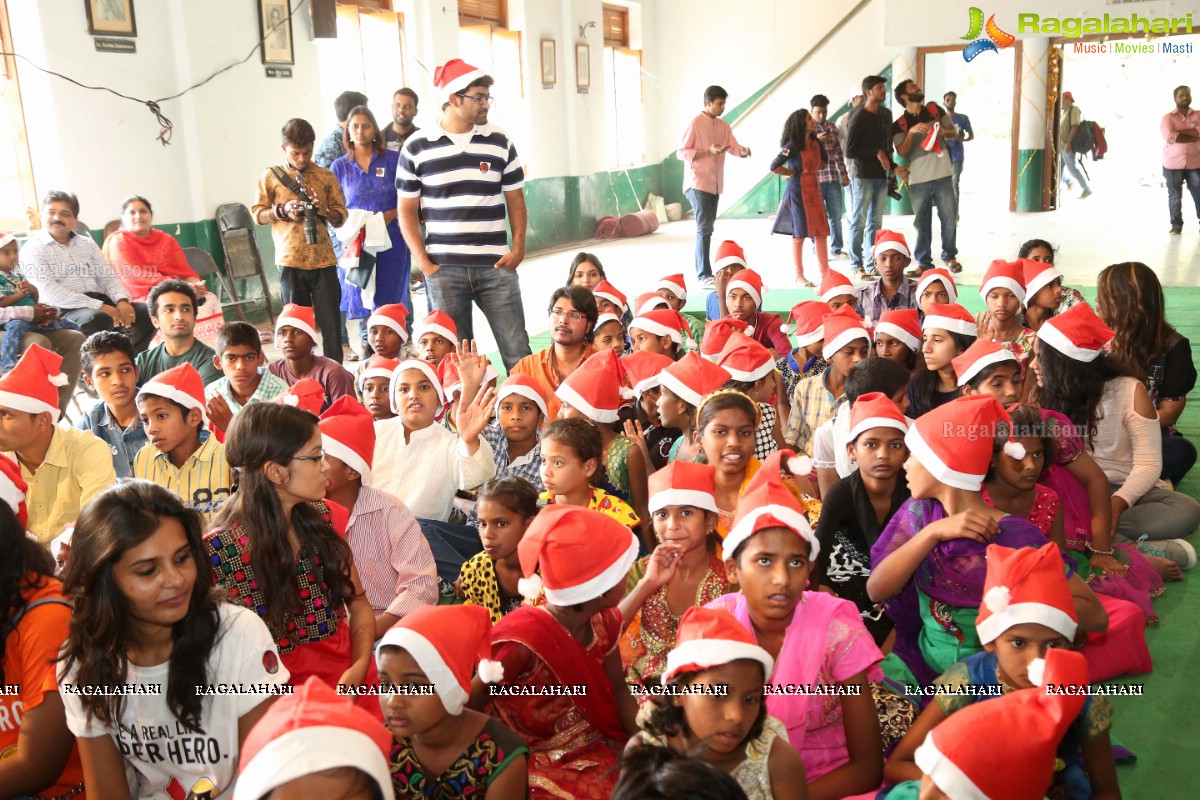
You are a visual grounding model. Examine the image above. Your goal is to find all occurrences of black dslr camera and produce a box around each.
[291,171,325,245]
[887,174,903,202]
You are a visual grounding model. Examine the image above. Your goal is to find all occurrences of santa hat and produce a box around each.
[358,355,400,389]
[725,450,819,560]
[375,605,503,715]
[0,344,68,421]
[629,308,694,348]
[953,339,1019,387]
[821,305,870,360]
[556,349,632,424]
[847,392,908,441]
[662,606,774,685]
[277,378,325,416]
[1019,257,1064,300]
[782,300,831,348]
[874,309,921,351]
[595,312,623,332]
[517,505,640,605]
[318,396,375,482]
[495,373,549,418]
[137,363,208,426]
[659,351,732,408]
[0,233,15,250]
[412,310,458,347]
[367,303,411,345]
[234,677,391,800]
[916,268,959,304]
[0,454,28,528]
[921,123,942,155]
[819,269,857,304]
[905,395,1014,491]
[976,542,1079,645]
[1037,303,1113,363]
[872,229,911,260]
[592,280,628,314]
[633,291,671,316]
[922,303,978,339]
[648,460,718,514]
[657,274,688,302]
[275,303,320,343]
[434,58,488,96]
[621,351,674,398]
[713,240,747,272]
[701,318,752,361]
[727,269,764,309]
[980,259,1027,305]
[717,332,774,383]
[437,353,498,401]
[390,358,445,416]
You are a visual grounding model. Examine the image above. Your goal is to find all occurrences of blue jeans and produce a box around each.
[1059,150,1090,192]
[848,177,887,271]
[908,176,958,268]
[425,265,531,372]
[1162,429,1197,485]
[1164,167,1200,229]
[417,518,482,584]
[685,188,720,280]
[819,181,845,254]
[950,159,964,210]
[0,318,81,372]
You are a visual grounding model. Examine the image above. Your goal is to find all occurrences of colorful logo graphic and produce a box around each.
[961,7,1015,62]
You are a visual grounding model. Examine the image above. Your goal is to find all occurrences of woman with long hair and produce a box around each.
[207,403,381,716]
[770,109,830,287]
[58,480,287,799]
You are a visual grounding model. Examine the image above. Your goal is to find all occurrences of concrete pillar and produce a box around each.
[889,47,917,215]
[1016,37,1051,212]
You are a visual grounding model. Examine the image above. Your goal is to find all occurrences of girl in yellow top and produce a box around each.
[539,418,640,530]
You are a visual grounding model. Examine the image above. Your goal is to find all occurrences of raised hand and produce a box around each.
[643,542,685,590]
[456,384,498,442]
[455,339,490,395]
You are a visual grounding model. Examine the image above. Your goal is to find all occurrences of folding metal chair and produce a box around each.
[214,203,276,324]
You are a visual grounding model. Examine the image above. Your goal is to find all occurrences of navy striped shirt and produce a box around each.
[397,124,525,268]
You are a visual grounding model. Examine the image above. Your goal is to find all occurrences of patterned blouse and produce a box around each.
[458,551,526,624]
[994,327,1036,372]
[605,434,636,503]
[981,484,1059,537]
[390,716,529,799]
[539,487,640,529]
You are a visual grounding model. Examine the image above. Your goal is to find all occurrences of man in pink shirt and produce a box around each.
[1161,85,1200,235]
[678,86,751,289]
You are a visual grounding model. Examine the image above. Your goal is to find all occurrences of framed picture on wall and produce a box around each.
[541,40,556,86]
[259,0,295,65]
[576,44,590,90]
[85,0,137,37]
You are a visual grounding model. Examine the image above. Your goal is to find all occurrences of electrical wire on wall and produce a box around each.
[0,0,309,146]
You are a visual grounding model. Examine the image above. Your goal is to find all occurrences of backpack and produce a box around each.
[1091,122,1108,160]
[1071,119,1105,160]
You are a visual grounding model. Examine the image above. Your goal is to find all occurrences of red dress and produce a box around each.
[798,137,830,237]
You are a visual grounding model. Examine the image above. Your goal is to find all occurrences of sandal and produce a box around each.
[946,259,964,274]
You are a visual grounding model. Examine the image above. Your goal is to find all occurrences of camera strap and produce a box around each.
[270,165,306,197]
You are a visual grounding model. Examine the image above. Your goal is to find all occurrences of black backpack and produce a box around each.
[1071,119,1097,158]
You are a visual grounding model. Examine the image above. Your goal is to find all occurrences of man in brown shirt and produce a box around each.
[510,286,597,420]
[253,118,349,362]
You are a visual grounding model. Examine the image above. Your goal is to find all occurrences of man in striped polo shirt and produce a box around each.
[397,58,531,372]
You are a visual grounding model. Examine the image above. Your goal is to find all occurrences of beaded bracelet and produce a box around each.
[1087,545,1115,556]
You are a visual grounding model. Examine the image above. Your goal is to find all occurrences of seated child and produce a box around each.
[914,267,957,317]
[693,390,771,546]
[907,303,976,418]
[0,232,80,374]
[954,338,1022,406]
[568,250,606,290]
[204,321,290,434]
[630,606,808,799]
[873,308,920,371]
[268,303,356,411]
[629,308,691,360]
[1018,239,1086,330]
[593,312,627,353]
[539,417,640,530]
[978,259,1035,372]
[980,404,1067,548]
[366,303,410,363]
[700,317,750,363]
[413,309,458,366]
[615,746,756,800]
[377,606,529,797]
[77,331,147,478]
[634,291,671,316]
[717,332,785,460]
[593,279,630,320]
[358,354,400,420]
[621,350,680,471]
[658,352,732,464]
[459,477,540,622]
[706,240,748,321]
[777,301,830,400]
[723,269,791,356]
[818,269,857,313]
[784,306,869,458]
[855,230,919,324]
[133,362,231,523]
[477,374,548,500]
[656,273,704,345]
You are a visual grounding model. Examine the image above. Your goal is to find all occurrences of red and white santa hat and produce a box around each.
[905,394,1013,491]
[782,300,831,347]
[872,229,911,260]
[847,392,908,441]
[275,303,320,343]
[1019,257,1064,300]
[375,605,503,715]
[595,312,623,332]
[517,505,640,605]
[921,302,978,338]
[412,309,458,347]
[556,349,632,424]
[725,450,819,560]
[716,332,774,383]
[952,339,1019,387]
[874,309,921,351]
[648,460,718,515]
[368,303,411,345]
[276,378,325,416]
[662,606,775,685]
[659,351,732,408]
[234,676,392,800]
[0,344,69,421]
[1037,302,1113,363]
[916,268,958,304]
[980,259,1027,305]
[713,239,748,272]
[914,648,1089,800]
[701,318,752,360]
[0,233,15,250]
[657,273,688,302]
[976,542,1079,645]
[495,373,549,418]
[592,280,628,315]
[137,363,209,426]
[358,355,401,389]
[629,308,693,348]
[434,58,488,96]
[437,353,498,401]
[821,305,870,360]
[318,396,375,482]
[621,351,674,398]
[633,291,671,317]
[727,268,765,309]
[0,454,28,528]
[390,358,446,416]
[819,269,856,304]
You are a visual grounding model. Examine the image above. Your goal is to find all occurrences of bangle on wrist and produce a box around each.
[1087,545,1115,556]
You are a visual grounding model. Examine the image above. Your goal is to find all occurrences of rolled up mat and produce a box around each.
[619,208,660,237]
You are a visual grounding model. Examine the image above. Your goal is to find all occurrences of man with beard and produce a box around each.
[1161,85,1200,235]
[510,286,597,421]
[385,87,420,151]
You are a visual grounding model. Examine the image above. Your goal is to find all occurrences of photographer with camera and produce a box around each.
[253,118,349,362]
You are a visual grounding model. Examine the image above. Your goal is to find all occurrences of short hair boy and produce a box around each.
[77,331,147,478]
[205,321,290,434]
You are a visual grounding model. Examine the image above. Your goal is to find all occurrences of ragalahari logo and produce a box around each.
[961,7,1015,62]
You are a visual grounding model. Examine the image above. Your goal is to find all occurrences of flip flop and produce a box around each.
[946,259,964,274]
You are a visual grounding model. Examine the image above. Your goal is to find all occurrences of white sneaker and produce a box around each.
[698,277,716,290]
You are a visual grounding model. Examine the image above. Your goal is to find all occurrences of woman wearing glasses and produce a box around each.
[205,402,382,719]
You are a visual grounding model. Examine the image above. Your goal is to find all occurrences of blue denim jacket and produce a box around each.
[75,401,148,479]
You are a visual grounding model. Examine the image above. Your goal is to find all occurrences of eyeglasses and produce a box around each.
[458,93,494,106]
[291,450,326,463]
[549,309,586,323]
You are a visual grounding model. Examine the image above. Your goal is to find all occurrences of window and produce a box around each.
[459,0,506,28]
[316,4,407,126]
[458,23,532,174]
[0,0,36,231]
[603,5,629,48]
[603,5,644,169]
